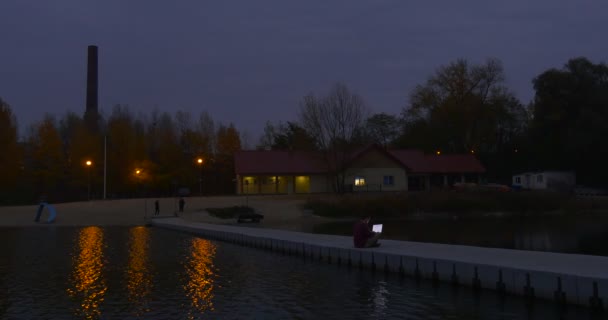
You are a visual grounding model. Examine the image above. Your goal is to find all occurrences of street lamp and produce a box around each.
[196,157,204,196]
[134,168,142,198]
[85,160,93,200]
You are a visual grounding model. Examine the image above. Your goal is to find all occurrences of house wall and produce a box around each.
[294,176,310,193]
[512,175,524,187]
[238,175,289,194]
[345,150,407,191]
[344,167,407,191]
[310,175,331,193]
[531,173,547,189]
[512,172,576,191]
[544,172,576,191]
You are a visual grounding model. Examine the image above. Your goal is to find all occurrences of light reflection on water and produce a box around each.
[66,226,107,319]
[182,237,217,318]
[0,226,600,319]
[126,226,152,317]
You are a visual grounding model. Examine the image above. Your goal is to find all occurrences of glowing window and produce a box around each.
[354,177,366,186]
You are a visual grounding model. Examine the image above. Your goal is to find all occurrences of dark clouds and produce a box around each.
[1,0,607,138]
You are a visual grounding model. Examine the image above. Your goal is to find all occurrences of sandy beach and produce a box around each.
[0,195,335,231]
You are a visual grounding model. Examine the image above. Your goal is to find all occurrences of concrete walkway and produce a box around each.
[151,217,607,309]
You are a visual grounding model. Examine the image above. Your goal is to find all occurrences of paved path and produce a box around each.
[152,217,608,309]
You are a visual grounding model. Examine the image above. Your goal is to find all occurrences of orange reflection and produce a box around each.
[127,226,152,316]
[66,226,107,319]
[183,238,217,318]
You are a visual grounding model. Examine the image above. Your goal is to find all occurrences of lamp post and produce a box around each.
[196,157,203,196]
[85,160,93,200]
[135,169,142,198]
[103,135,107,200]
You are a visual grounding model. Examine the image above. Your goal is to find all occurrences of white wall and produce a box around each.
[344,167,408,191]
[310,175,331,193]
[512,171,576,191]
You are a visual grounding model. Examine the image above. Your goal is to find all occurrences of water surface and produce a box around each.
[310,213,608,256]
[0,226,599,319]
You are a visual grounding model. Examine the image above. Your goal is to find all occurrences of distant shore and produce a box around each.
[0,195,333,230]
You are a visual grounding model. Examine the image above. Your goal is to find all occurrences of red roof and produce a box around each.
[235,150,327,175]
[387,150,429,172]
[235,146,485,175]
[421,154,485,173]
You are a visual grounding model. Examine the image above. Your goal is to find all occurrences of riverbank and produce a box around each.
[0,195,334,229]
[304,191,608,218]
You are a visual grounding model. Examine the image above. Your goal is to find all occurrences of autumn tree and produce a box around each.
[105,105,148,195]
[362,113,400,147]
[216,123,241,156]
[402,58,525,152]
[196,111,216,156]
[0,98,22,203]
[57,111,104,198]
[27,115,66,200]
[399,58,527,181]
[299,83,368,192]
[258,121,317,151]
[213,123,241,193]
[529,57,608,187]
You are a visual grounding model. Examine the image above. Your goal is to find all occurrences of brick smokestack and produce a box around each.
[84,45,99,131]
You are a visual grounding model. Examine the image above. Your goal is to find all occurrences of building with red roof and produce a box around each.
[234,144,485,194]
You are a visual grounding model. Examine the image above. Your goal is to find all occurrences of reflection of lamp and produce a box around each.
[127,226,151,316]
[184,238,216,316]
[67,226,106,319]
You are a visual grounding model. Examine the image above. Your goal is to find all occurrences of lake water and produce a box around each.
[0,226,599,319]
[311,213,608,257]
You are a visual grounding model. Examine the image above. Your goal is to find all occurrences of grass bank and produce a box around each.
[303,191,608,218]
[205,206,255,219]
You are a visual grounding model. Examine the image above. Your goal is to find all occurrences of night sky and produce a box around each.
[1,1,606,139]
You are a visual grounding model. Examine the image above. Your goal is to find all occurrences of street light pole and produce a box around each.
[103,135,107,200]
[197,158,203,196]
[86,160,92,200]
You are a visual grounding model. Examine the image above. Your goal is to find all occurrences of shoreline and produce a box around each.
[0,195,334,229]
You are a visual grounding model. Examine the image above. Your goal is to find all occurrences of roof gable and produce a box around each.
[235,150,327,175]
[423,154,485,173]
[235,146,485,175]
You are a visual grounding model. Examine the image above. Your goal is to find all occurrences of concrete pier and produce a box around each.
[151,217,608,310]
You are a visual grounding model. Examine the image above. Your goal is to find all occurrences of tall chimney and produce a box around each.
[84,45,99,131]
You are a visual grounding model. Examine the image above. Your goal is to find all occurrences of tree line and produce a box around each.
[1,56,607,204]
[0,104,241,204]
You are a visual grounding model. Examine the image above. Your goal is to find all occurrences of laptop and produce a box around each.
[372,224,383,233]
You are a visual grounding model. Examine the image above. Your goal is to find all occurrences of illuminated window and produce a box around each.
[383,176,394,185]
[354,177,366,186]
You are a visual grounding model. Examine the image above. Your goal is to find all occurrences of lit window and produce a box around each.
[354,177,366,186]
[383,176,394,185]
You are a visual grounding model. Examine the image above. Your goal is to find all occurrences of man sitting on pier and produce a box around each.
[353,216,381,248]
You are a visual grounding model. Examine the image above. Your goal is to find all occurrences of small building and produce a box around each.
[512,171,576,192]
[234,145,485,194]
